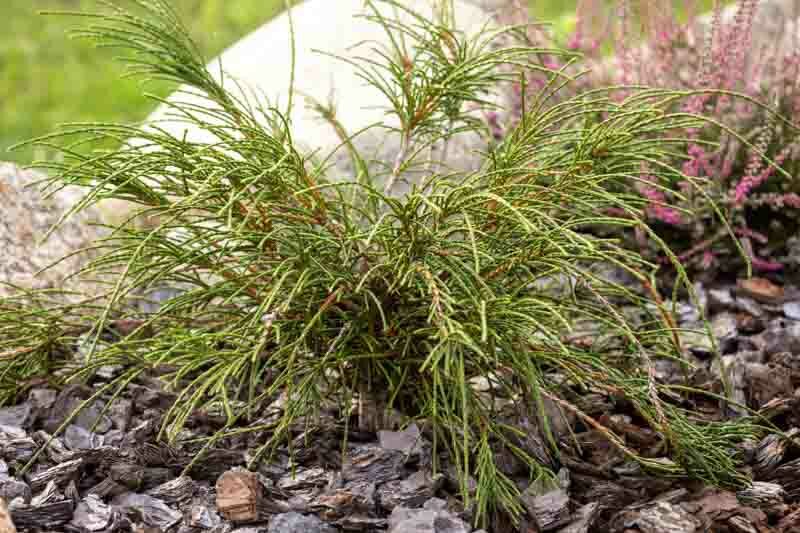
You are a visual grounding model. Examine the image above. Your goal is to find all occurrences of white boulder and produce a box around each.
[137,0,497,190]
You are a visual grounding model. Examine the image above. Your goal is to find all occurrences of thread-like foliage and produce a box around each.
[4,0,762,526]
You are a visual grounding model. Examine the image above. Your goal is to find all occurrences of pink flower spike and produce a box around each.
[751,256,783,272]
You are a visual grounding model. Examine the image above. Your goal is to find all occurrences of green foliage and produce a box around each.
[4,0,762,526]
[0,287,96,404]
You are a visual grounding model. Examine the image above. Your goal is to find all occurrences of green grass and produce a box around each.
[2,0,286,164]
[1,0,719,164]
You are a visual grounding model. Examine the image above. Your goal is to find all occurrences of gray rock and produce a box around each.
[784,301,800,321]
[0,163,107,301]
[266,512,336,533]
[63,425,102,451]
[108,0,497,226]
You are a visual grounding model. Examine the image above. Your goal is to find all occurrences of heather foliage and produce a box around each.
[0,0,765,526]
[499,0,800,274]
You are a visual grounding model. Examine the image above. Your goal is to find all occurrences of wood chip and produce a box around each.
[10,500,73,530]
[737,278,785,304]
[521,487,571,531]
[145,475,197,505]
[0,498,16,533]
[216,468,261,523]
[26,458,83,492]
[737,482,786,509]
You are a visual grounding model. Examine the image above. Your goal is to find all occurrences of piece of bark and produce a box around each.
[558,502,599,533]
[10,500,73,530]
[277,467,332,491]
[728,515,760,533]
[187,448,245,481]
[87,477,128,500]
[216,469,261,523]
[26,458,83,492]
[30,480,60,506]
[377,471,442,512]
[765,457,800,500]
[753,431,796,478]
[520,487,571,532]
[335,514,388,530]
[610,501,701,533]
[342,444,405,485]
[109,462,173,491]
[0,498,16,533]
[313,480,376,520]
[1,439,36,464]
[145,476,197,505]
[131,442,184,468]
[71,494,115,532]
[737,482,786,509]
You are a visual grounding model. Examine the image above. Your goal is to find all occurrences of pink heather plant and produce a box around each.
[494,0,800,274]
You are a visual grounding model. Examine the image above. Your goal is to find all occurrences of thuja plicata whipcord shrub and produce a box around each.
[2,0,767,526]
[496,0,800,276]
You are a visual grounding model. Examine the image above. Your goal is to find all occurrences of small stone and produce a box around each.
[71,494,113,532]
[266,512,336,533]
[738,278,784,304]
[784,302,800,321]
[64,425,102,451]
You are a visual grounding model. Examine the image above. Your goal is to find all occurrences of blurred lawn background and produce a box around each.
[2,1,719,164]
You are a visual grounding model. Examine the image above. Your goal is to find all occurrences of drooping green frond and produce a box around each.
[3,0,762,527]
